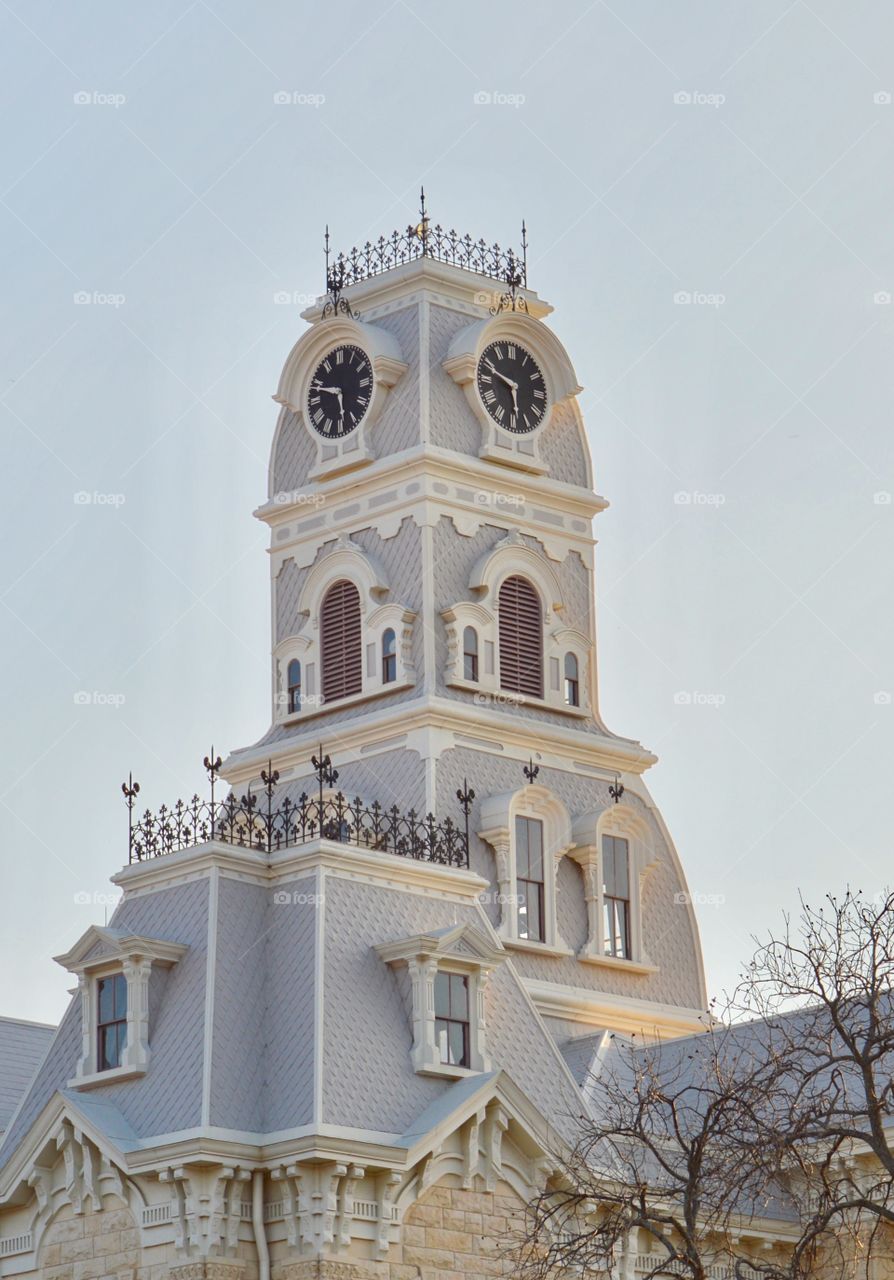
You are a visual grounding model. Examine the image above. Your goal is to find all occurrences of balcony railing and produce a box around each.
[122,750,474,869]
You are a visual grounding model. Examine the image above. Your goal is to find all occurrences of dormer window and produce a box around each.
[55,927,187,1087]
[382,628,397,683]
[287,659,302,714]
[463,626,479,682]
[96,973,127,1071]
[376,925,504,1078]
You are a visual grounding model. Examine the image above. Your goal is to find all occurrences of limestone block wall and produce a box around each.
[36,1199,144,1280]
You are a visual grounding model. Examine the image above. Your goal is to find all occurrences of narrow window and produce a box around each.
[463,626,479,682]
[603,835,631,959]
[564,652,580,706]
[498,576,543,698]
[515,815,545,942]
[434,971,470,1068]
[287,659,302,714]
[97,973,127,1071]
[320,580,362,703]
[382,628,397,683]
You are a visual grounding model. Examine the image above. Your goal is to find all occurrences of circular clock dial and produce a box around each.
[476,341,547,434]
[307,344,373,438]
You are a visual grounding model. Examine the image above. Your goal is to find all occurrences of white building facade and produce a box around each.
[0,218,713,1280]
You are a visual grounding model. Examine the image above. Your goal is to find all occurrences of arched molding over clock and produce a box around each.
[441,532,592,719]
[442,312,583,475]
[272,536,416,723]
[272,315,408,484]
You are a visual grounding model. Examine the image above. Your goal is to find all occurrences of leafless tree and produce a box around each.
[518,889,894,1280]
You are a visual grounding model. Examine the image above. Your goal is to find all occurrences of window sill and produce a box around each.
[576,950,659,976]
[68,1063,147,1089]
[277,676,413,725]
[416,1062,481,1081]
[446,678,590,719]
[502,938,575,959]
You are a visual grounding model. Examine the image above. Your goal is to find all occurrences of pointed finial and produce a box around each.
[521,219,528,285]
[609,774,625,805]
[414,186,430,251]
[523,758,540,785]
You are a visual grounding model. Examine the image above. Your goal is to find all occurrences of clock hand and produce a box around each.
[483,358,518,391]
[311,381,343,395]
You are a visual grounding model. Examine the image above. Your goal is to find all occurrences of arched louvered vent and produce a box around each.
[321,579,362,703]
[498,575,543,698]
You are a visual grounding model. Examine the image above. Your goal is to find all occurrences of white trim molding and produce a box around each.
[273,535,416,723]
[376,924,505,1078]
[54,927,187,1087]
[272,315,408,483]
[442,529,593,719]
[478,783,573,950]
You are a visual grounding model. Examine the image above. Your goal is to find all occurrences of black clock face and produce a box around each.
[476,341,547,434]
[307,344,373,438]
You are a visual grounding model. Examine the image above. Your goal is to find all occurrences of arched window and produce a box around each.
[564,652,579,707]
[321,579,362,703]
[382,628,397,683]
[498,575,543,698]
[603,834,631,959]
[463,626,479,682]
[287,659,302,714]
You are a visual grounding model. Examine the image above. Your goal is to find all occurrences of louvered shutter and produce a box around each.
[320,580,362,703]
[498,575,543,698]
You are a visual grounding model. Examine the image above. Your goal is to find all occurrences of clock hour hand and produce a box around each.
[311,381,342,395]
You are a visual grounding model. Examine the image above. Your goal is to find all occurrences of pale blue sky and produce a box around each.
[1,0,892,1022]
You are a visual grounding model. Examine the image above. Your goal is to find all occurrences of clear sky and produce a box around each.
[1,0,892,1024]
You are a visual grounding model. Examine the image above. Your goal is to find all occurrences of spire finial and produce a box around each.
[521,219,528,286]
[415,186,430,253]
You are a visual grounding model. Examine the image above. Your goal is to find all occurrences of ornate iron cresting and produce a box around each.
[609,774,625,805]
[123,753,470,868]
[325,188,528,294]
[322,226,359,319]
[489,226,529,316]
[523,758,540,785]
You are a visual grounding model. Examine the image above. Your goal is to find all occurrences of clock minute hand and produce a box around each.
[311,381,342,395]
[484,358,518,391]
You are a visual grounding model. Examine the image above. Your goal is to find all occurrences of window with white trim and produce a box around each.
[272,538,417,722]
[54,927,187,1087]
[375,925,504,1078]
[564,652,579,707]
[570,804,659,972]
[479,785,573,953]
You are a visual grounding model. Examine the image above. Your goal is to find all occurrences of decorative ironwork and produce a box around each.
[122,773,140,849]
[609,774,625,805]
[325,188,528,296]
[322,225,359,319]
[124,753,469,868]
[489,224,529,315]
[456,778,476,850]
[523,758,540,785]
[203,747,223,807]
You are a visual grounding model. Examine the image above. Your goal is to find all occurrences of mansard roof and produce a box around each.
[0,1018,55,1138]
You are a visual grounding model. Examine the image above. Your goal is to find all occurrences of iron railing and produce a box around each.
[323,189,527,307]
[122,749,474,868]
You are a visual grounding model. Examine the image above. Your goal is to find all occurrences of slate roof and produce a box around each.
[0,1016,56,1136]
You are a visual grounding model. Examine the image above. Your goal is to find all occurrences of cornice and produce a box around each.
[524,977,710,1040]
[223,696,656,783]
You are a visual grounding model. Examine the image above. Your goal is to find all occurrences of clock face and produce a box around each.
[307,344,373,438]
[476,341,547,434]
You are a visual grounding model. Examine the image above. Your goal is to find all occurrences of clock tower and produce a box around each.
[0,200,708,1280]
